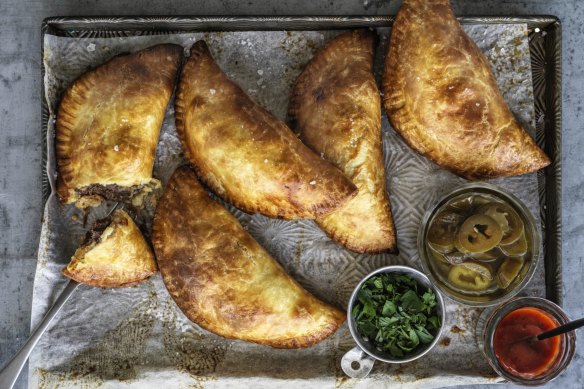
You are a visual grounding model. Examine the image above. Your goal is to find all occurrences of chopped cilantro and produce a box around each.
[352,273,441,358]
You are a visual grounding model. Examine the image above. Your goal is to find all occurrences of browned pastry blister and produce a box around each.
[289,29,397,254]
[152,166,346,348]
[382,0,550,180]
[56,44,183,208]
[63,210,157,288]
[174,40,357,220]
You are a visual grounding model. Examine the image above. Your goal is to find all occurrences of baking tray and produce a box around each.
[40,15,562,305]
[35,15,563,388]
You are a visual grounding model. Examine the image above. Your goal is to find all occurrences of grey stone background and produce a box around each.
[0,0,581,388]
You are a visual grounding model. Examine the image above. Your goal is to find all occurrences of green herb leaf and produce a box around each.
[397,329,419,351]
[415,325,435,344]
[422,290,436,305]
[428,316,441,330]
[379,316,399,327]
[373,277,384,289]
[401,290,423,313]
[382,300,397,316]
[357,321,377,338]
[358,289,374,306]
[359,303,376,320]
[389,342,404,357]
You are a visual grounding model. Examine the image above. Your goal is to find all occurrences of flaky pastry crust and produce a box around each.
[174,40,357,220]
[289,30,397,254]
[382,0,550,180]
[152,166,346,348]
[56,44,183,207]
[63,210,157,288]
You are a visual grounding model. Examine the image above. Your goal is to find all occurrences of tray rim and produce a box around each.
[40,15,562,305]
[41,15,561,30]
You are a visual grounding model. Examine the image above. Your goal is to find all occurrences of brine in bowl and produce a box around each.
[418,183,540,307]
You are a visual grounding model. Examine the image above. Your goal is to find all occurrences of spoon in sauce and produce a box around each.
[521,317,584,344]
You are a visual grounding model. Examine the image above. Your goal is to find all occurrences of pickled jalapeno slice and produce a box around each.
[478,202,523,245]
[457,215,503,253]
[427,212,464,253]
[430,248,466,265]
[468,248,500,262]
[460,261,494,280]
[499,231,528,257]
[497,257,525,289]
[448,196,474,211]
[447,262,493,291]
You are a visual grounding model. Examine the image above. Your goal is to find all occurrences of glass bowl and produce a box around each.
[418,183,540,307]
[477,297,576,385]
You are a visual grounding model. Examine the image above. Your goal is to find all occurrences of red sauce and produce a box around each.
[493,307,561,378]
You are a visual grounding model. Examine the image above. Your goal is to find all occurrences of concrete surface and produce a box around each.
[0,0,582,388]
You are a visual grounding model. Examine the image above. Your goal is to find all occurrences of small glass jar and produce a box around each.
[478,297,576,386]
[418,183,540,307]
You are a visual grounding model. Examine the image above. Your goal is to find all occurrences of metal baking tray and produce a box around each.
[34,15,563,388]
[40,15,562,305]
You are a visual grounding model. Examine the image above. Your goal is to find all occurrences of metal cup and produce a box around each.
[341,265,446,378]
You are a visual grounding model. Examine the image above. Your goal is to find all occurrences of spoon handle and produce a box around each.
[0,280,79,389]
[537,317,584,341]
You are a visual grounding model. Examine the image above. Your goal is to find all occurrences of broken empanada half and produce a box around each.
[175,40,357,220]
[63,210,157,288]
[289,30,397,254]
[56,44,183,208]
[152,166,346,348]
[382,0,550,180]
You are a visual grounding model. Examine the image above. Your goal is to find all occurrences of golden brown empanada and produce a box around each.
[63,210,157,288]
[152,166,346,348]
[175,41,357,220]
[383,0,550,180]
[289,30,397,254]
[56,44,183,208]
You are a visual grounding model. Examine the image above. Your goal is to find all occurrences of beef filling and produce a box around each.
[75,184,144,203]
[81,216,113,247]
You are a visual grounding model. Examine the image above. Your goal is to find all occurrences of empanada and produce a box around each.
[289,30,397,254]
[175,41,357,220]
[63,210,157,288]
[382,0,550,180]
[56,44,183,208]
[152,166,346,348]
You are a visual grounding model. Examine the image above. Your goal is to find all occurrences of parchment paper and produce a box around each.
[31,24,543,388]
